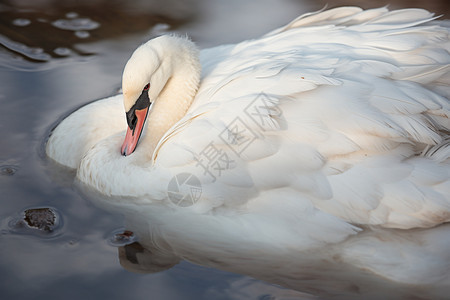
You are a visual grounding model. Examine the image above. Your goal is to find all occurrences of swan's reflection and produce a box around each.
[115,228,450,300]
[79,182,449,300]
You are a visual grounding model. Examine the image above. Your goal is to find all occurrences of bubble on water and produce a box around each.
[20,46,51,61]
[12,18,31,27]
[68,239,78,246]
[151,23,170,35]
[74,31,90,39]
[52,18,100,31]
[29,47,43,55]
[53,47,71,56]
[65,12,79,19]
[62,238,80,249]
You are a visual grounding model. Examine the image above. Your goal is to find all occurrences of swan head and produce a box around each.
[120,35,200,156]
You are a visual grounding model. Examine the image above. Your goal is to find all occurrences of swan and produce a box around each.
[46,6,450,293]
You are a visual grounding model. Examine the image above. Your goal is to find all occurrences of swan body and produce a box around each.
[47,6,450,292]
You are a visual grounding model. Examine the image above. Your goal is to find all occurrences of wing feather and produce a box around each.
[152,7,450,230]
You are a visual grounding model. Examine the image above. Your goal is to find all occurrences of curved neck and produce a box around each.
[138,38,201,158]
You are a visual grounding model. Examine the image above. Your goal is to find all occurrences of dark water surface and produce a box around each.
[1,0,449,299]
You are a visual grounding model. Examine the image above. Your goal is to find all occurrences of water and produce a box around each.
[0,0,449,299]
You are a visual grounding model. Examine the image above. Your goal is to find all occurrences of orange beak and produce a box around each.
[121,107,149,156]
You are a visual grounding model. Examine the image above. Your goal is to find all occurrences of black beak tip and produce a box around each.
[121,146,127,157]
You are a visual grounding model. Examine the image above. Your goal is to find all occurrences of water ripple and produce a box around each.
[0,2,192,66]
[0,164,19,176]
[0,34,51,62]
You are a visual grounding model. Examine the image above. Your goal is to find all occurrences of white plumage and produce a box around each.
[47,7,450,294]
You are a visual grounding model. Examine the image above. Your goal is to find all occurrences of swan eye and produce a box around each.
[143,83,150,91]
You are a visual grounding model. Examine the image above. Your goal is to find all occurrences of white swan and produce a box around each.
[46,6,450,291]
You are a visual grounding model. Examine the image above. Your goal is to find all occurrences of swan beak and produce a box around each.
[121,107,149,156]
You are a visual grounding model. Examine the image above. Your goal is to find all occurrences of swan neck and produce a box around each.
[142,38,201,156]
